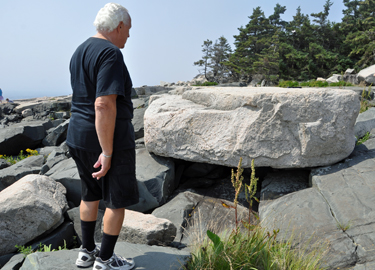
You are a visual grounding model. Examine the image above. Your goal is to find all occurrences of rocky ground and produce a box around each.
[1,85,375,269]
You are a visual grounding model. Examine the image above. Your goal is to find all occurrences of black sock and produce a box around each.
[81,220,97,252]
[99,233,119,261]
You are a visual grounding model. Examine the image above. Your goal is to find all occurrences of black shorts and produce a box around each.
[69,147,139,209]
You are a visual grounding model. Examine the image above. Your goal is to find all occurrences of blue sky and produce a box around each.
[1,0,345,100]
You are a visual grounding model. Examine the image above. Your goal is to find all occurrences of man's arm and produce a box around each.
[92,94,117,180]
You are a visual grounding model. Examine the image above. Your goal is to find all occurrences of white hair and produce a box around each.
[93,3,130,32]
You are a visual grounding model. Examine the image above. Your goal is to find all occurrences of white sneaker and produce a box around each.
[76,246,100,268]
[93,253,135,270]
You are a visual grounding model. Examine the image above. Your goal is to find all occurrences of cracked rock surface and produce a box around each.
[144,87,359,168]
[259,138,375,269]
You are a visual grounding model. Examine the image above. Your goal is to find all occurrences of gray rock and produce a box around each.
[119,210,176,246]
[259,188,357,269]
[145,87,359,168]
[67,207,104,244]
[0,159,11,170]
[132,98,145,109]
[353,262,375,269]
[168,86,192,95]
[37,146,63,157]
[127,181,159,213]
[19,242,190,270]
[0,175,68,255]
[51,119,65,127]
[54,111,70,119]
[132,107,146,140]
[0,120,53,155]
[22,109,33,118]
[27,222,76,253]
[1,253,24,270]
[357,64,375,85]
[152,191,197,242]
[40,153,67,175]
[310,138,375,266]
[344,74,359,85]
[0,155,45,189]
[134,148,175,207]
[355,107,375,138]
[135,137,145,149]
[42,119,69,146]
[45,158,81,207]
[326,74,342,83]
[346,68,355,74]
[260,169,309,201]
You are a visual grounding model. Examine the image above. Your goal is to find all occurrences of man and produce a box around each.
[66,3,138,270]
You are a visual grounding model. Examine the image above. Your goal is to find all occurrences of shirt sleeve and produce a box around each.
[96,48,125,98]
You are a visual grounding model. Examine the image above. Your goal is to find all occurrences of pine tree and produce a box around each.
[194,39,213,81]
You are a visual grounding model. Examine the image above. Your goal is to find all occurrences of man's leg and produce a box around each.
[80,200,99,251]
[98,208,125,261]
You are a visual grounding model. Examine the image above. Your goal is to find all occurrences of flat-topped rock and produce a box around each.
[144,87,360,168]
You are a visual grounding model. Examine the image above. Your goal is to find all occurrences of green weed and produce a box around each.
[356,132,371,145]
[0,149,39,165]
[16,240,68,258]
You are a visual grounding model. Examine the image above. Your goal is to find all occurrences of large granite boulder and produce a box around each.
[145,87,359,168]
[0,174,68,255]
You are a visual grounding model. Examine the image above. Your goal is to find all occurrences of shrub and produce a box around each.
[278,80,299,88]
[329,81,353,87]
[192,81,219,86]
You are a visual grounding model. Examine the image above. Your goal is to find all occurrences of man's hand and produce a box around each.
[92,153,111,180]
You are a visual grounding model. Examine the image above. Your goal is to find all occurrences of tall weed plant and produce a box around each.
[184,158,328,270]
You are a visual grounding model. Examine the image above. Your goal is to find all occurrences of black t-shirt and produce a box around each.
[66,37,135,152]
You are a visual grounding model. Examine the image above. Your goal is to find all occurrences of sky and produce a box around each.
[0,0,346,100]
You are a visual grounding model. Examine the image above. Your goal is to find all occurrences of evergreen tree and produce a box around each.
[194,37,232,83]
[194,39,213,81]
[210,36,232,83]
[280,6,311,80]
[228,7,269,82]
[345,0,375,69]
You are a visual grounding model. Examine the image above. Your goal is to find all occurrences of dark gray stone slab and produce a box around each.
[0,155,44,189]
[259,188,357,269]
[134,148,175,207]
[132,107,146,140]
[0,120,51,155]
[152,191,196,242]
[42,119,69,146]
[19,242,190,270]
